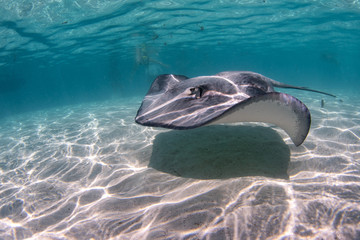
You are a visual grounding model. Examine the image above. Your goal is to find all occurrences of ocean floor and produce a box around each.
[0,91,359,240]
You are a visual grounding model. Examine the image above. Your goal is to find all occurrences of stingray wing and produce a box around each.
[210,92,311,146]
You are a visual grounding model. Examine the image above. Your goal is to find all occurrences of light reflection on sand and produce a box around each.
[0,93,359,239]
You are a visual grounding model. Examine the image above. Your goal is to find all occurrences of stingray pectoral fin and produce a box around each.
[210,92,311,146]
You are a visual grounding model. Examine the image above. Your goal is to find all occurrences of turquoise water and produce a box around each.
[1,0,360,117]
[1,1,360,239]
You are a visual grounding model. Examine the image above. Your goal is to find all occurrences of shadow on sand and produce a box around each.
[150,125,290,180]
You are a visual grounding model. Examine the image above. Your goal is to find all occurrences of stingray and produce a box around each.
[135,71,336,146]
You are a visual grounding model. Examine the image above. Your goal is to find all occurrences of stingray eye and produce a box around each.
[189,87,203,99]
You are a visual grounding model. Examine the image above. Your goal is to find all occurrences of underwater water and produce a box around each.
[1,0,360,239]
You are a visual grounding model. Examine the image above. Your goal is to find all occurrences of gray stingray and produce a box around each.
[135,71,336,146]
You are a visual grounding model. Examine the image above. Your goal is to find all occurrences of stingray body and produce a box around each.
[135,71,335,146]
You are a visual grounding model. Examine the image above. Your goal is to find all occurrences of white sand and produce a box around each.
[0,92,359,240]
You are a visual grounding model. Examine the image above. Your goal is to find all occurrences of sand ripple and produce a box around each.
[0,94,359,239]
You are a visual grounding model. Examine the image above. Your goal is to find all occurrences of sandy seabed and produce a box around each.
[0,91,359,240]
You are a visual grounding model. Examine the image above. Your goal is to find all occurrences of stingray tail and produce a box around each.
[269,79,336,98]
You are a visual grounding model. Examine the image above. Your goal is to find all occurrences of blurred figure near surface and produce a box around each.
[131,43,169,82]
